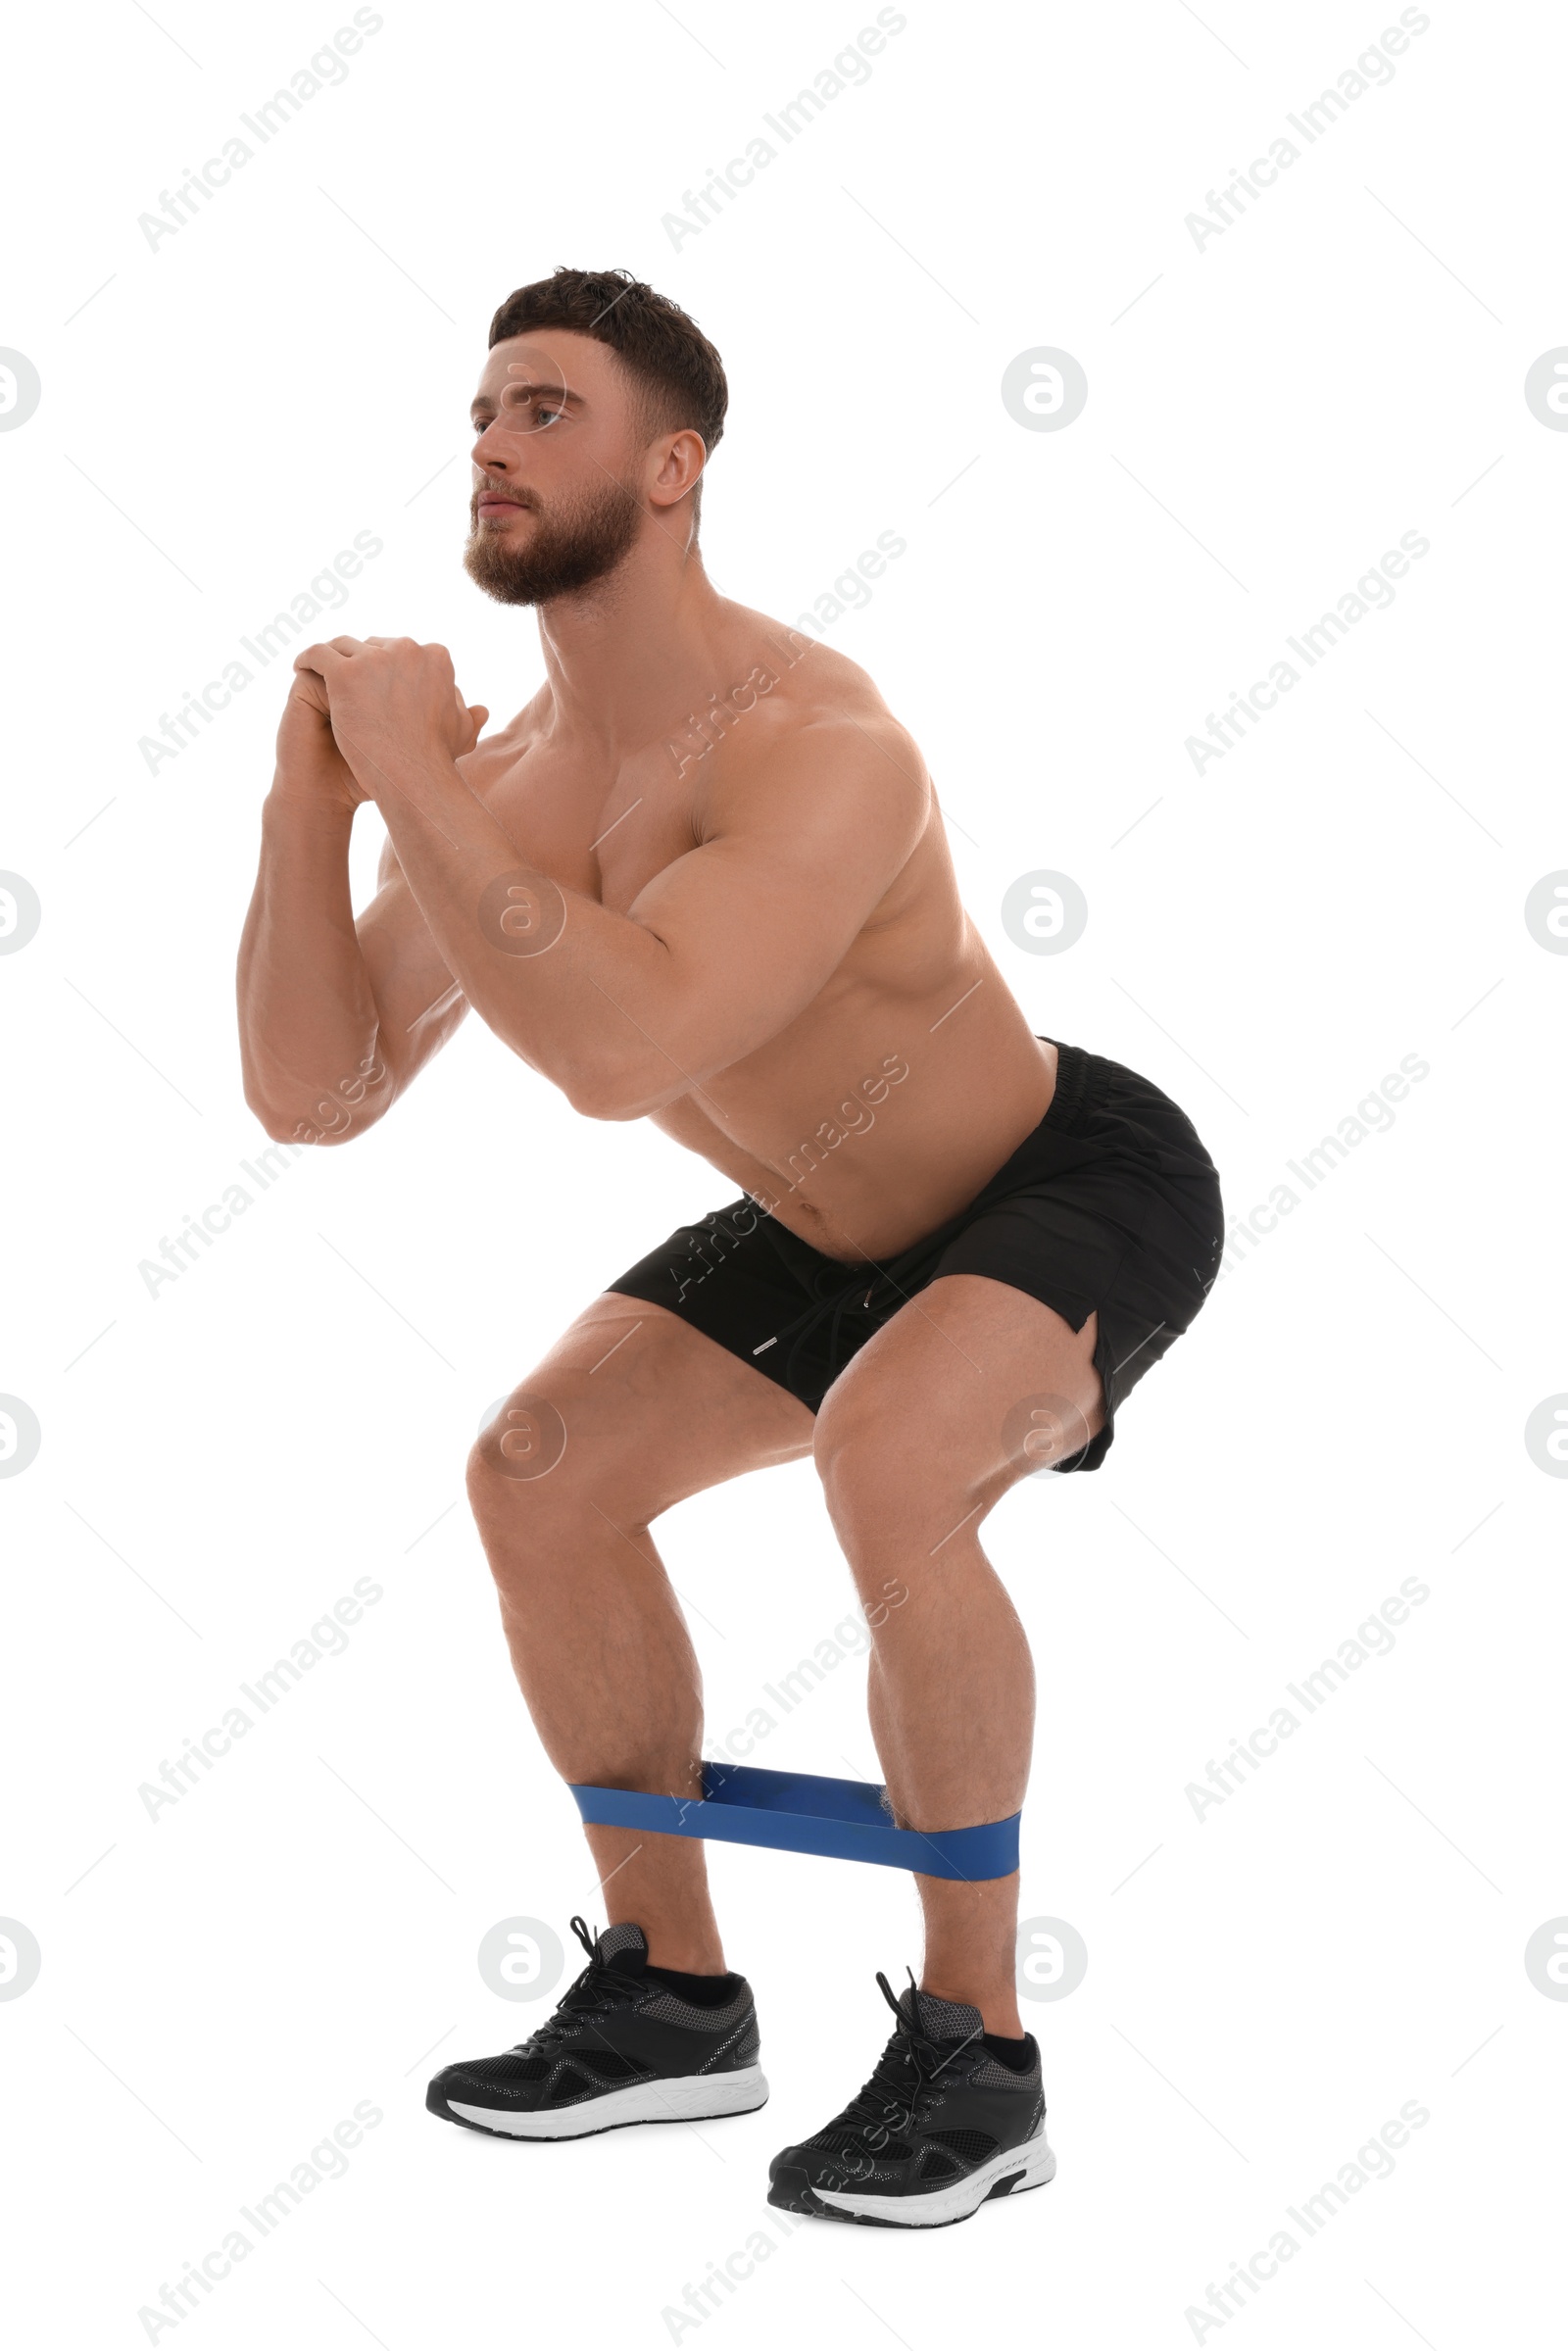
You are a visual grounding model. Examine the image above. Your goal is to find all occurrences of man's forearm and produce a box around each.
[365,752,687,1116]
[237,785,387,1137]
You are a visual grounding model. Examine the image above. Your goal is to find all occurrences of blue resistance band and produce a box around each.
[568,1762,1019,1882]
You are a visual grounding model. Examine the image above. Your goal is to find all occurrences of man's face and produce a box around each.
[464,331,647,606]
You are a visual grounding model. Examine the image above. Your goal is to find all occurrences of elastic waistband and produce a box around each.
[1037,1036,1095,1134]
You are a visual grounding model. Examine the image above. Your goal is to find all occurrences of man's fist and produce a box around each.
[275,662,372,811]
[292,636,489,802]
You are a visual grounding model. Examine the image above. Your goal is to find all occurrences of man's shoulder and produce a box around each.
[690,609,929,854]
[723,602,883,710]
[717,602,918,765]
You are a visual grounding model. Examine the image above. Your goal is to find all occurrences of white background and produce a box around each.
[3,0,1565,2343]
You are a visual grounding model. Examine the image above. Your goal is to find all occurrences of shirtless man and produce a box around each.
[236,267,1224,2229]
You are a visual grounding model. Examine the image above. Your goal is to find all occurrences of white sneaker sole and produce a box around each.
[811,2127,1056,2227]
[446,2063,769,2140]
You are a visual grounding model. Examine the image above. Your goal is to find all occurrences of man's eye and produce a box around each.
[476,400,567,433]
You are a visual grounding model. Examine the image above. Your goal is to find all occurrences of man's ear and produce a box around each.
[649,427,707,510]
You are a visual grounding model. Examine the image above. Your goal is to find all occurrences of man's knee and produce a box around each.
[813,1380,983,1560]
[466,1392,577,1572]
[471,1389,570,1491]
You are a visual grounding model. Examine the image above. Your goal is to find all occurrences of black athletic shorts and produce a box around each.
[604,1039,1225,1473]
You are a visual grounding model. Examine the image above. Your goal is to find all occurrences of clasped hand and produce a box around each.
[292,635,488,802]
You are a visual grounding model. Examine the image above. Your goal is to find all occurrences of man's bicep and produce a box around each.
[624,728,928,1081]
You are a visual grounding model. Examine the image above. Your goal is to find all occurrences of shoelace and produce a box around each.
[816,1969,982,2163]
[509,1915,639,2058]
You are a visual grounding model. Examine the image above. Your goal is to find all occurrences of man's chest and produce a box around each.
[464,734,702,912]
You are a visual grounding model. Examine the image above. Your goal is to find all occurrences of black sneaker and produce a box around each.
[426,1917,767,2140]
[767,1972,1055,2227]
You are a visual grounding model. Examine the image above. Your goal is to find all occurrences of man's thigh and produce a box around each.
[475,1292,816,1524]
[812,1274,1106,1530]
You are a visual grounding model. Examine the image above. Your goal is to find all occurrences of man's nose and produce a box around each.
[471,422,515,470]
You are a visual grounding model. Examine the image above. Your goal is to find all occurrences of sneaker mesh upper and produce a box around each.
[926,2127,1000,2164]
[640,1985,754,2033]
[910,1989,983,2040]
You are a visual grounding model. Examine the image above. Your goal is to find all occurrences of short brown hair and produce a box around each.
[488,268,727,523]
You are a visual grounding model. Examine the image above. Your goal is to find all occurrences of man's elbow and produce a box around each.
[241,1072,304,1144]
[562,1053,668,1124]
[247,1106,338,1148]
[242,1078,387,1148]
[564,1072,645,1123]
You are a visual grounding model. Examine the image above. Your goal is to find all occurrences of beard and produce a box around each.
[463,474,643,606]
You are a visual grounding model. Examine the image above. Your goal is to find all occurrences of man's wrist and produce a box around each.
[347,746,466,825]
[265,770,360,833]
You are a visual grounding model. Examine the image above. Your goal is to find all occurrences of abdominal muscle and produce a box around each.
[650,974,1059,1264]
